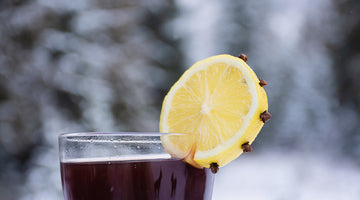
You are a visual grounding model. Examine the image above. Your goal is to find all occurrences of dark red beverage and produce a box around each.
[61,159,214,200]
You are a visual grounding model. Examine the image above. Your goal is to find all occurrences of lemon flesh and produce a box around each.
[160,54,268,168]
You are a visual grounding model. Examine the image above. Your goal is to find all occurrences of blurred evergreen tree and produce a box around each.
[331,0,360,158]
[0,0,183,198]
[1,0,360,199]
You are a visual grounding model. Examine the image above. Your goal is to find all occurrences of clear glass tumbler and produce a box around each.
[59,132,214,200]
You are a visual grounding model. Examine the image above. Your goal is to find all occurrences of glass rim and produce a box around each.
[58,132,185,162]
[59,132,183,138]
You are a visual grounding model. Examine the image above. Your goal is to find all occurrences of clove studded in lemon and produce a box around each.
[160,54,270,170]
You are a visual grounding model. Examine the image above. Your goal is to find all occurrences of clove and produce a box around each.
[260,110,272,123]
[238,54,248,62]
[259,79,267,87]
[210,162,219,174]
[241,142,252,152]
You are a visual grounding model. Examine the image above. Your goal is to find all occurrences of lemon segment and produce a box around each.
[160,54,268,168]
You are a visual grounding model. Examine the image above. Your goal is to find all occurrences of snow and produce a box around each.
[1,0,359,199]
[213,151,360,199]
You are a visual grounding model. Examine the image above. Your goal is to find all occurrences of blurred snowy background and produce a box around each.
[1,0,360,199]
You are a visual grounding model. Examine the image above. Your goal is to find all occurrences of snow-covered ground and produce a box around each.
[213,151,360,200]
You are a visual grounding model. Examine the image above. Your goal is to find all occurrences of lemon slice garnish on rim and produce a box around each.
[160,54,269,169]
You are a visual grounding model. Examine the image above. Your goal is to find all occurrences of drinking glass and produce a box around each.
[59,132,214,200]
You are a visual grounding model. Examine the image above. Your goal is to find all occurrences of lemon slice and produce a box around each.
[160,54,269,168]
